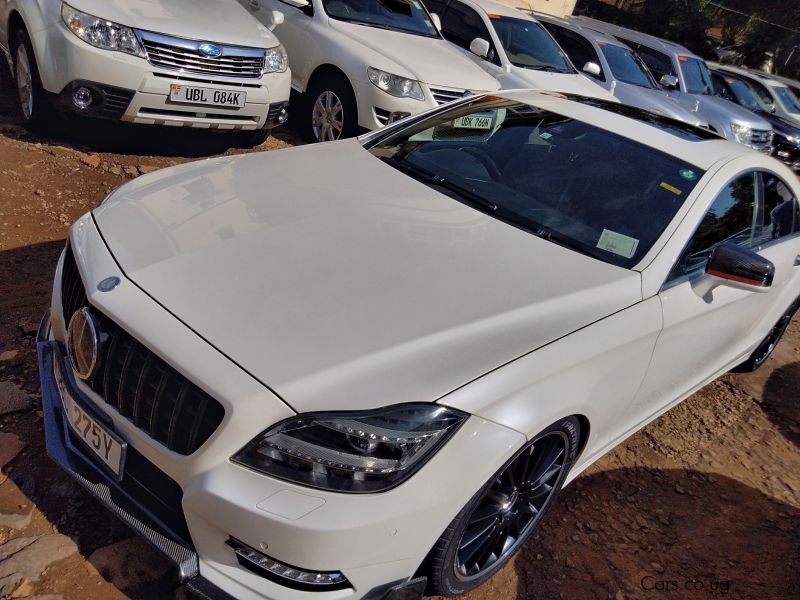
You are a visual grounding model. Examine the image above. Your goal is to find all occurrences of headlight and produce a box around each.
[61,3,143,57]
[730,122,753,145]
[367,67,424,101]
[233,404,466,493]
[786,133,800,146]
[263,45,288,74]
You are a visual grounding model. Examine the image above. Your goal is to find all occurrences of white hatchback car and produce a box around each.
[39,91,800,600]
[0,0,291,142]
[239,0,501,141]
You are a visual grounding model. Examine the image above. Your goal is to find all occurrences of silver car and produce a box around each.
[533,14,707,128]
[576,16,774,153]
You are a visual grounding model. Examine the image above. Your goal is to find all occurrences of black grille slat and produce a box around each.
[59,243,225,455]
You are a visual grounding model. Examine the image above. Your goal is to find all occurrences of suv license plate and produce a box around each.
[170,84,246,108]
[63,393,125,477]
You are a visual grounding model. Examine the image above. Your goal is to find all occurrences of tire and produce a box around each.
[422,417,580,597]
[303,72,358,142]
[12,28,50,130]
[242,127,270,147]
[733,296,800,373]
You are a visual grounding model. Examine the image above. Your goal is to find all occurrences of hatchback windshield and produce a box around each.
[774,86,800,114]
[367,97,705,268]
[491,16,574,73]
[599,43,655,88]
[680,56,715,95]
[322,0,438,37]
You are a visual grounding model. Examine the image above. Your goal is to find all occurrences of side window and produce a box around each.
[746,78,774,107]
[440,2,500,65]
[625,41,676,80]
[424,0,446,16]
[672,173,757,277]
[711,72,734,101]
[760,173,800,243]
[544,25,604,81]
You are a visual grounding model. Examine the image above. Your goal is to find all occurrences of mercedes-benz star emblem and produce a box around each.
[67,307,100,380]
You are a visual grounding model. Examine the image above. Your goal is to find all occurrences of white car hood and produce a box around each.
[71,0,279,48]
[504,69,617,102]
[331,20,500,91]
[93,140,641,413]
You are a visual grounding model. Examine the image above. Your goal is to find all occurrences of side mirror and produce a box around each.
[693,242,774,297]
[766,102,777,114]
[282,0,309,7]
[270,10,285,28]
[582,61,601,78]
[660,74,679,89]
[430,13,441,32]
[470,37,491,60]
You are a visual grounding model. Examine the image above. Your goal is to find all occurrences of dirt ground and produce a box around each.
[0,70,798,600]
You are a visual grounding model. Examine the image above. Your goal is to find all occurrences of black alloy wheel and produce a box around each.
[734,296,800,372]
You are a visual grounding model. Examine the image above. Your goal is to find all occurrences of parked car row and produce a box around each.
[4,0,799,157]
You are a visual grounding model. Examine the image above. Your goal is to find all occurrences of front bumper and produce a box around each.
[772,141,800,171]
[37,22,291,130]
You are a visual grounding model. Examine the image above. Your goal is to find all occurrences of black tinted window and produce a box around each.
[423,0,446,14]
[492,16,573,72]
[441,2,499,64]
[625,41,676,80]
[543,25,604,81]
[762,173,800,241]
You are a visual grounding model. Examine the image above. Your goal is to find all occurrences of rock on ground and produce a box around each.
[0,381,32,416]
[0,535,77,597]
[87,537,169,592]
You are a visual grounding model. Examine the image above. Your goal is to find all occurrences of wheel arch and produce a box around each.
[305,63,355,96]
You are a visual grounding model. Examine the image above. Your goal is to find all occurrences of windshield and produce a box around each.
[725,77,763,111]
[366,97,704,268]
[774,86,800,114]
[600,43,655,88]
[680,56,715,95]
[491,16,574,73]
[322,0,438,37]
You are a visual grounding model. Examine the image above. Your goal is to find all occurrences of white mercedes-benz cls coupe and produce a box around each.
[38,90,800,599]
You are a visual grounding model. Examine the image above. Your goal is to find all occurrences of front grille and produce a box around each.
[60,245,225,455]
[139,31,265,79]
[100,86,134,117]
[750,129,772,145]
[430,87,469,105]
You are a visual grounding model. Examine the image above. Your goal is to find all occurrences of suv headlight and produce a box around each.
[263,45,288,74]
[730,122,753,145]
[368,67,424,101]
[61,3,143,57]
[233,404,466,493]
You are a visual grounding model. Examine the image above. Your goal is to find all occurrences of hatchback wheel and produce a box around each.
[423,417,580,596]
[305,74,357,142]
[12,29,49,130]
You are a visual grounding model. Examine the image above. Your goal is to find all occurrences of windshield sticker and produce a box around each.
[679,168,697,181]
[539,132,553,140]
[660,181,682,195]
[597,229,640,259]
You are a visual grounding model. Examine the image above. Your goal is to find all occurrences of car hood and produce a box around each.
[504,69,618,101]
[759,110,800,138]
[330,20,500,91]
[693,94,771,130]
[614,84,706,127]
[93,140,641,413]
[71,0,279,48]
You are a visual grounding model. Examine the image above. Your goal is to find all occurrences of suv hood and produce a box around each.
[673,92,772,130]
[616,84,706,128]
[71,0,279,48]
[330,20,500,91]
[93,140,641,413]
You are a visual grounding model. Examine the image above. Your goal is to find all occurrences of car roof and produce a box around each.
[711,63,785,87]
[572,16,699,59]
[532,12,628,47]
[495,89,747,169]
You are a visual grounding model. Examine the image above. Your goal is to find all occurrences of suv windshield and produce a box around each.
[680,56,715,95]
[322,0,438,37]
[774,86,800,114]
[366,97,704,268]
[599,43,655,88]
[725,76,763,111]
[492,16,574,73]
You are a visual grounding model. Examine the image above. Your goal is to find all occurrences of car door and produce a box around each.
[438,0,502,75]
[630,168,800,423]
[242,0,317,90]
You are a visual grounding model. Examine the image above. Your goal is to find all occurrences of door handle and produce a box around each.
[248,0,260,11]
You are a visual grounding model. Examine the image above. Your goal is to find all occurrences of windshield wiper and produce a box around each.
[381,157,498,212]
[523,64,569,73]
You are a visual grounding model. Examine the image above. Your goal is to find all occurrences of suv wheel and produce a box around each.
[305,74,357,142]
[12,29,49,130]
[423,417,580,596]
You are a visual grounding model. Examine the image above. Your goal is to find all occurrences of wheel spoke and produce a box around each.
[460,515,500,551]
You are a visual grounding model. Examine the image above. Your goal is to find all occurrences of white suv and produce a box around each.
[241,0,501,141]
[0,1,292,142]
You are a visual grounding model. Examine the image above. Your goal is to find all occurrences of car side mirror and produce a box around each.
[470,37,491,60]
[282,0,309,7]
[270,10,285,28]
[582,61,601,78]
[430,13,442,32]
[766,102,777,114]
[693,242,774,297]
[660,74,679,89]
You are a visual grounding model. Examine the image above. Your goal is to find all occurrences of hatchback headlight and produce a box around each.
[233,404,466,493]
[61,3,143,57]
[730,121,753,145]
[367,67,425,101]
[263,45,288,74]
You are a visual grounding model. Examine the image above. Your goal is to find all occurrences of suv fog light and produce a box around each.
[72,87,94,109]
[226,538,350,591]
[277,106,288,124]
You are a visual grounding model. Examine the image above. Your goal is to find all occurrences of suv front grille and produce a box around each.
[60,245,225,455]
[750,129,772,145]
[138,31,265,79]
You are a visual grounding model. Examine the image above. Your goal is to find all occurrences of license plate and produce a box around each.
[453,114,494,129]
[169,84,246,108]
[63,393,125,478]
